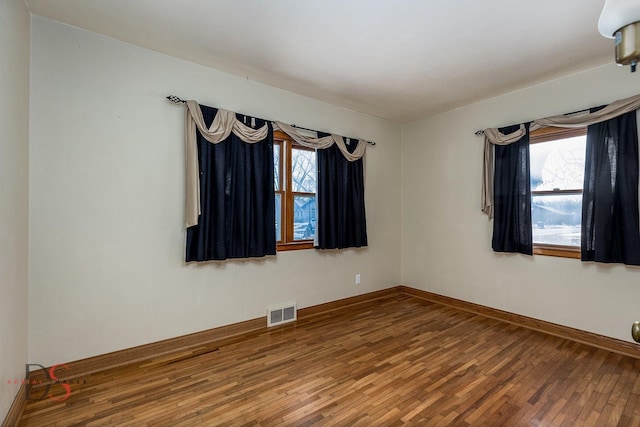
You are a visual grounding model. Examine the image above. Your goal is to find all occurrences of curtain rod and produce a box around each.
[473,107,594,137]
[166,95,376,146]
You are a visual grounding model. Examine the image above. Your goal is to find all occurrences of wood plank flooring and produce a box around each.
[19,294,640,426]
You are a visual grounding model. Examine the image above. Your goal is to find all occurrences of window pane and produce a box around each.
[274,144,280,191]
[532,194,582,246]
[275,193,282,242]
[291,148,316,193]
[530,136,586,191]
[293,195,316,241]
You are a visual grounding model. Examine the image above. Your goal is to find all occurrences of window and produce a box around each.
[530,127,587,258]
[274,131,317,251]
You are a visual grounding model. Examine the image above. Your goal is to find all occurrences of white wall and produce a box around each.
[30,10,640,373]
[0,0,30,421]
[28,16,402,367]
[402,64,640,343]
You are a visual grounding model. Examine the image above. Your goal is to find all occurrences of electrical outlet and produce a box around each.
[355,273,361,285]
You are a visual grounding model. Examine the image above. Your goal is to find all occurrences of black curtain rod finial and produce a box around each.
[166,95,186,104]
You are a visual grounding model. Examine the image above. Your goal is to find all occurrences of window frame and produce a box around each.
[530,126,587,259]
[274,130,316,251]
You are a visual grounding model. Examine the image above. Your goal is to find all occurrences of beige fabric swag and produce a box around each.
[482,93,640,218]
[184,101,269,228]
[272,122,367,162]
[184,101,369,227]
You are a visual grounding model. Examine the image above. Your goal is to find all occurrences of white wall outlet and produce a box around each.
[355,273,361,285]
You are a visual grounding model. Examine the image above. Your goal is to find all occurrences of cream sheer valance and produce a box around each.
[482,93,640,218]
[184,100,369,227]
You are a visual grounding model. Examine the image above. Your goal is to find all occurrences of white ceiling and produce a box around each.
[25,0,613,123]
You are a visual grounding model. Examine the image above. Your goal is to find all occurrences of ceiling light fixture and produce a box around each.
[598,0,640,72]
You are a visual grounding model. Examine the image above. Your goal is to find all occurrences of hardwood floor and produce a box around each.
[19,294,640,426]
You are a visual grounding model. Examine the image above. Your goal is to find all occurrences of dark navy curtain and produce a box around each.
[316,133,368,249]
[492,124,533,255]
[582,109,640,265]
[186,104,276,261]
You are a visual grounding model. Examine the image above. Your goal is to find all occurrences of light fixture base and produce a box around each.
[615,21,640,71]
[632,320,640,343]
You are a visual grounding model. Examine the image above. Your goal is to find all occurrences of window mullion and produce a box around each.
[531,189,583,196]
[285,139,295,244]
